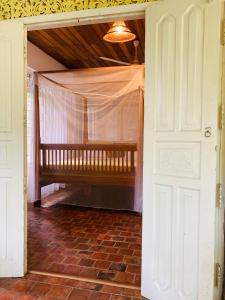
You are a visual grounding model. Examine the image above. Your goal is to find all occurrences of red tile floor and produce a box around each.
[27,204,142,287]
[0,203,144,299]
[0,273,144,299]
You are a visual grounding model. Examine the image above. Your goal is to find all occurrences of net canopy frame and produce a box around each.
[32,65,144,212]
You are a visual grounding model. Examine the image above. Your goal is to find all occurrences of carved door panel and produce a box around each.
[0,22,25,277]
[142,1,222,299]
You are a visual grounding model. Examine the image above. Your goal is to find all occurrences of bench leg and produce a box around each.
[34,183,41,208]
[34,199,41,207]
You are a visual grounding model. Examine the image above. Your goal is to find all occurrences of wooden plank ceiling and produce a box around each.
[28,19,145,69]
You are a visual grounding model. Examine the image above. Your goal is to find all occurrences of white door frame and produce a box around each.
[5,0,151,275]
[16,3,147,30]
[1,1,224,299]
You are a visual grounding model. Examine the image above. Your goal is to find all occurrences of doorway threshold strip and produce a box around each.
[29,270,141,290]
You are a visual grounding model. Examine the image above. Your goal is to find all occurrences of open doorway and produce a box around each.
[0,1,222,299]
[26,19,145,292]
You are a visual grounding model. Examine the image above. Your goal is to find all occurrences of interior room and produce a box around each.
[0,1,223,300]
[26,19,145,289]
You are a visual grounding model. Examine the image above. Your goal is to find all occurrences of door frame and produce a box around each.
[17,3,148,30]
[0,1,224,298]
[5,0,151,280]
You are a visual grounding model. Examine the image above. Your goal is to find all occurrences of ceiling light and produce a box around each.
[103,21,136,43]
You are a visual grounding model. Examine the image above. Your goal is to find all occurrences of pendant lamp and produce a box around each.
[103,21,136,43]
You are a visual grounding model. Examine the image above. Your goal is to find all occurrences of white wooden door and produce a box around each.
[214,44,225,300]
[142,0,223,299]
[0,22,26,277]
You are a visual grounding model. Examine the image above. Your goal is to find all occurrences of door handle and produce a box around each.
[204,127,212,138]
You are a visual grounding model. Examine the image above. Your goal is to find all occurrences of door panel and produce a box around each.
[142,1,222,299]
[0,22,25,277]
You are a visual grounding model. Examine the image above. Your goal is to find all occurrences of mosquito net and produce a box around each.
[37,65,144,212]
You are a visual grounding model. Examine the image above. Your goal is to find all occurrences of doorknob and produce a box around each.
[204,127,212,138]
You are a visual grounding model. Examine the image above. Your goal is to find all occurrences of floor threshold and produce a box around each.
[28,270,141,290]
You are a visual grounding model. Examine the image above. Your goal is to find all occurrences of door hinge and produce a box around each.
[24,44,27,58]
[218,105,224,130]
[23,111,27,127]
[215,263,222,289]
[221,19,225,45]
[23,176,27,195]
[216,184,222,208]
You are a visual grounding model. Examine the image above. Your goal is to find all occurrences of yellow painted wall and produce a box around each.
[0,0,154,20]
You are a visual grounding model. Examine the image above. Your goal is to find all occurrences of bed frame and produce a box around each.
[33,73,138,207]
[40,142,137,185]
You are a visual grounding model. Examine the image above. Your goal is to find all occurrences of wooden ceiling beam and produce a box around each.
[28,31,70,67]
[43,29,92,68]
[133,19,145,62]
[56,27,95,68]
[119,43,132,63]
[93,24,121,62]
[67,26,104,67]
[90,43,111,67]
[28,19,145,69]
[73,25,111,67]
[37,31,79,68]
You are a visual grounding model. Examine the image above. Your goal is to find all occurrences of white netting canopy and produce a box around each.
[35,65,144,212]
[39,65,144,144]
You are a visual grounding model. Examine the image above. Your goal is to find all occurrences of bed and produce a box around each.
[34,142,137,206]
[33,66,143,207]
[40,142,137,186]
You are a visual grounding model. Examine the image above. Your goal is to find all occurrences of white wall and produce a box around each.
[27,41,67,72]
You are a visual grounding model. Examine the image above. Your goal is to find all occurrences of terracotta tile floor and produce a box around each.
[28,205,142,287]
[0,273,144,299]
